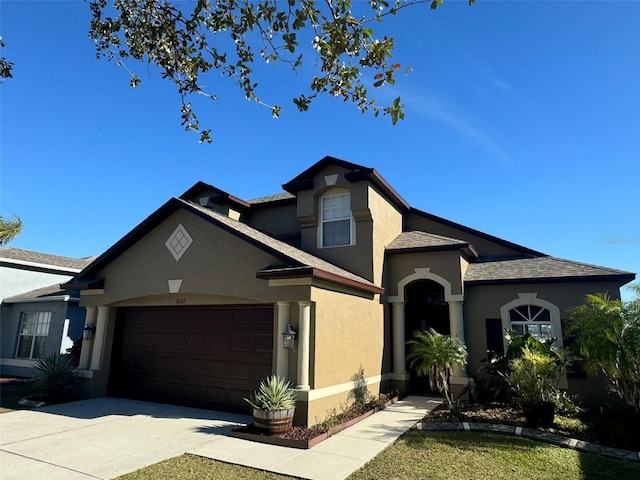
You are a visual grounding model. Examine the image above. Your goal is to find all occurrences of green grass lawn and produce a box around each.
[116,430,640,480]
[349,431,640,480]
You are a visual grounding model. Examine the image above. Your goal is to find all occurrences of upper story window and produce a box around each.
[508,304,553,340]
[320,192,353,247]
[16,311,51,359]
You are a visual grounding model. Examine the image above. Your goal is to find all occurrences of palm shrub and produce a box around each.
[32,353,77,403]
[406,328,468,408]
[508,346,562,405]
[479,331,571,404]
[567,286,640,412]
[244,375,296,411]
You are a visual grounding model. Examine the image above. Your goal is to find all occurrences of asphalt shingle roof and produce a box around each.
[465,256,633,283]
[387,230,469,251]
[0,248,96,270]
[4,284,77,301]
[248,192,295,204]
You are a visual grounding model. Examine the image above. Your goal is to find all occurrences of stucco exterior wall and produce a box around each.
[310,288,384,389]
[385,250,465,299]
[405,213,526,257]
[369,186,403,286]
[305,382,383,427]
[293,165,396,283]
[246,202,300,238]
[80,210,311,308]
[464,280,627,406]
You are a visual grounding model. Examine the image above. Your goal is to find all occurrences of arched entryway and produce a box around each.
[405,280,450,338]
[388,267,467,393]
[404,280,451,392]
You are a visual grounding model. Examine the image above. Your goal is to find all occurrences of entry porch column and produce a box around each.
[448,300,468,383]
[78,306,96,369]
[296,301,312,391]
[90,306,109,370]
[391,301,406,375]
[275,302,290,379]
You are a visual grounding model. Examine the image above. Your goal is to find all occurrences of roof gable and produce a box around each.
[179,181,250,210]
[282,156,410,211]
[64,197,381,294]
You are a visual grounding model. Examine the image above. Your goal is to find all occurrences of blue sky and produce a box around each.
[1,1,638,298]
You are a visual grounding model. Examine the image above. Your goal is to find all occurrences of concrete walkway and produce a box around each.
[190,395,441,480]
[0,395,440,480]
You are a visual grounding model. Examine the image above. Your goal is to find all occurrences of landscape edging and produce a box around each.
[419,421,640,463]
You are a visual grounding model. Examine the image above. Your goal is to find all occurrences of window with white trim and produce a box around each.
[16,312,51,359]
[320,192,353,247]
[508,305,553,340]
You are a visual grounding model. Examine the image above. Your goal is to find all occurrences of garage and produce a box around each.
[108,305,274,412]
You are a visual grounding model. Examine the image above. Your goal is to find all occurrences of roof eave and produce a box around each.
[257,266,384,294]
[61,278,105,291]
[465,273,636,287]
[386,243,477,257]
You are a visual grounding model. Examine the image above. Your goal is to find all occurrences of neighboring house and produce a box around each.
[0,248,95,377]
[62,157,635,425]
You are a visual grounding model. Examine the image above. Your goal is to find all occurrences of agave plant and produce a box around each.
[244,375,296,412]
[32,353,77,403]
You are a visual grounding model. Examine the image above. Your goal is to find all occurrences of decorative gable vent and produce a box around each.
[165,224,193,261]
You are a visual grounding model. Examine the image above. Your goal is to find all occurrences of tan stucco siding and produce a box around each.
[369,186,402,286]
[306,384,382,426]
[405,213,526,257]
[310,287,384,389]
[81,209,310,307]
[385,250,465,299]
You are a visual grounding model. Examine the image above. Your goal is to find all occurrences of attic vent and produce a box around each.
[165,224,193,261]
[324,174,338,185]
[198,196,209,206]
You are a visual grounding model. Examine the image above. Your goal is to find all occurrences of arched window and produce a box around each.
[499,293,563,349]
[508,304,553,340]
[319,190,353,247]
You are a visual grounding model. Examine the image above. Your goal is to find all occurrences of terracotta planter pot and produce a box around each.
[522,401,555,428]
[252,408,295,434]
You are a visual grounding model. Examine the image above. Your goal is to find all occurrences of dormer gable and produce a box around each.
[282,156,410,213]
[179,181,250,221]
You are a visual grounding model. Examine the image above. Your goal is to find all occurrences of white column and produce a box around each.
[78,306,96,369]
[276,302,290,379]
[90,306,109,370]
[448,300,468,381]
[392,302,406,375]
[296,301,312,391]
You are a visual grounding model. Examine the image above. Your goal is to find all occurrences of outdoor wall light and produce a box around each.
[83,323,96,341]
[282,324,297,349]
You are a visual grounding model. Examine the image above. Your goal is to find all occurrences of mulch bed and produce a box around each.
[423,402,640,452]
[231,396,398,449]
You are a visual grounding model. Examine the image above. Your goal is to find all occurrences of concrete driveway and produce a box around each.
[0,397,251,480]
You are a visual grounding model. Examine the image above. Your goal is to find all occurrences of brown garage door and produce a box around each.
[108,305,274,412]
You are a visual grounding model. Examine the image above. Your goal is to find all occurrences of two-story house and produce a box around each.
[62,157,634,425]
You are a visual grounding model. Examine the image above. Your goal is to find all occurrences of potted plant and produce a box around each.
[507,345,562,428]
[245,375,296,434]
